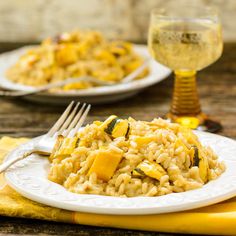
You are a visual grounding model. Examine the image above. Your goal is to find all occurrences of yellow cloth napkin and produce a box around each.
[1,137,236,235]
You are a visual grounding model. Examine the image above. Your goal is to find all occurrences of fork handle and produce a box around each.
[0,149,35,174]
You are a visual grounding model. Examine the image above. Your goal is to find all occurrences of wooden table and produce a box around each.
[0,43,235,235]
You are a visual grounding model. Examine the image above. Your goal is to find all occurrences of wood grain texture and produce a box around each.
[0,43,235,235]
[0,216,184,236]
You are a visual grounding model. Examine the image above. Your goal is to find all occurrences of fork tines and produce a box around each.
[48,101,91,138]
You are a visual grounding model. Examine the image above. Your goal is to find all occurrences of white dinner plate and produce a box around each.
[0,45,171,105]
[4,131,236,215]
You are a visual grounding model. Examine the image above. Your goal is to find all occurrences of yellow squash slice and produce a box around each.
[175,138,190,154]
[134,136,157,147]
[49,135,64,161]
[93,120,103,126]
[88,149,123,181]
[53,136,79,158]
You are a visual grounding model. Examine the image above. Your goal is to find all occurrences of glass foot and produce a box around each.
[166,113,222,133]
[196,119,222,133]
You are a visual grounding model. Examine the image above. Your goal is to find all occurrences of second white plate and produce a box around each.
[0,45,171,104]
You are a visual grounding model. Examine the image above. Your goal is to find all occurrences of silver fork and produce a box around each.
[0,101,91,173]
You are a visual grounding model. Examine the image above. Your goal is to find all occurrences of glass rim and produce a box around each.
[151,5,219,20]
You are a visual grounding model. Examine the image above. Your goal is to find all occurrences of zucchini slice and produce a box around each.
[100,115,117,130]
[199,153,209,183]
[190,145,200,166]
[132,160,166,181]
[104,116,130,138]
[190,145,209,183]
[132,167,146,177]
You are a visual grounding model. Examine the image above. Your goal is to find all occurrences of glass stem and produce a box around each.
[170,70,201,117]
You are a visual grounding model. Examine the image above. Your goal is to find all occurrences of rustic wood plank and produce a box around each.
[0,216,197,236]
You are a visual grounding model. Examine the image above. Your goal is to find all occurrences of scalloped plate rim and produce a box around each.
[4,131,236,215]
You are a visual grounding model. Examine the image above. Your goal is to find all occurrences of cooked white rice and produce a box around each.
[48,117,225,197]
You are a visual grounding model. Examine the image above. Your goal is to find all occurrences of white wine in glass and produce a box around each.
[148,5,223,132]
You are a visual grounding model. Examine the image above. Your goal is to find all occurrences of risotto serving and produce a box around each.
[48,116,225,197]
[6,30,148,91]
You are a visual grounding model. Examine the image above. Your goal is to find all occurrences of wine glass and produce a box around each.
[148,4,223,132]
